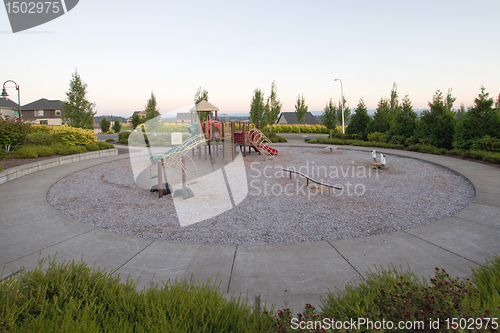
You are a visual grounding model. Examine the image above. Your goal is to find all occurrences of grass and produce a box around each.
[1,255,499,332]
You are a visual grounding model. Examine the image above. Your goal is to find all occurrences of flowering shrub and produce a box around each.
[54,126,97,146]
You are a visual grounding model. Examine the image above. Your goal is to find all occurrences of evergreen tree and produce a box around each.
[321,98,337,133]
[455,103,467,122]
[367,98,392,134]
[335,97,351,130]
[131,113,142,129]
[454,87,500,149]
[62,69,96,129]
[387,94,418,138]
[99,116,111,132]
[249,88,266,125]
[194,86,209,104]
[194,86,210,123]
[263,81,283,127]
[346,99,371,138]
[144,92,160,121]
[416,89,456,149]
[112,119,122,133]
[389,83,401,120]
[295,94,308,133]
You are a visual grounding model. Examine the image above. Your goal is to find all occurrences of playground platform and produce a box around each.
[1,142,499,314]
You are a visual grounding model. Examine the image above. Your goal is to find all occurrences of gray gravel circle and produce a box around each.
[47,147,475,244]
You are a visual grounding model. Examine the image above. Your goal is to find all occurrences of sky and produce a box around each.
[1,0,499,118]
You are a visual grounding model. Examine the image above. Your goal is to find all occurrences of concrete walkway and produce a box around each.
[1,143,499,314]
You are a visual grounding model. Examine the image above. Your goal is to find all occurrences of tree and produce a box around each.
[263,81,283,127]
[112,119,122,133]
[62,69,96,129]
[131,113,142,129]
[249,88,266,125]
[416,89,456,149]
[100,116,111,133]
[321,98,337,135]
[335,97,351,130]
[346,99,371,138]
[387,94,418,138]
[144,92,160,122]
[295,94,308,133]
[367,98,392,134]
[454,87,500,149]
[194,86,210,123]
[194,86,209,104]
[389,83,401,119]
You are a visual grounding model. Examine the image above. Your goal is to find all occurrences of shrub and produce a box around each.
[407,144,447,155]
[30,124,54,134]
[104,129,114,134]
[118,131,131,144]
[24,132,62,146]
[84,143,99,151]
[54,126,97,146]
[34,145,56,157]
[97,141,114,150]
[105,138,115,142]
[0,119,31,151]
[13,146,38,158]
[471,135,500,152]
[367,132,388,143]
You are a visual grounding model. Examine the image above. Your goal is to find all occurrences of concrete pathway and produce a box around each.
[1,144,499,314]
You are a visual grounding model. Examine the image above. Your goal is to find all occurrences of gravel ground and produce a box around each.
[47,147,475,244]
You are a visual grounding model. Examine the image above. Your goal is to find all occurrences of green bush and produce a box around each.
[471,135,500,152]
[118,131,131,144]
[406,144,448,155]
[13,146,38,159]
[97,141,114,150]
[367,132,388,143]
[0,257,273,332]
[24,132,62,146]
[105,138,115,142]
[84,143,99,151]
[0,119,31,151]
[34,145,56,157]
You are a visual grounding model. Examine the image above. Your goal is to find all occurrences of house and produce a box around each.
[21,98,64,125]
[276,112,319,125]
[176,112,192,123]
[0,98,19,120]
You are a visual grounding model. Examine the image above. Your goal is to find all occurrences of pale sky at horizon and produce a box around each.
[1,0,499,118]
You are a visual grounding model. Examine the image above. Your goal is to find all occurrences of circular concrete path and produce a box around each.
[1,142,499,313]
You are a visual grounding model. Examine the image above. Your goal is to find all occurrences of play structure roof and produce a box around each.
[189,100,219,112]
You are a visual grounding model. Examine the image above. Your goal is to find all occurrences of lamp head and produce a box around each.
[1,88,8,98]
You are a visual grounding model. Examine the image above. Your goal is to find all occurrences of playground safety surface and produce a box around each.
[1,142,500,314]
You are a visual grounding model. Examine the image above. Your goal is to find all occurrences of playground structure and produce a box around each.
[282,168,342,195]
[371,150,387,168]
[146,116,278,199]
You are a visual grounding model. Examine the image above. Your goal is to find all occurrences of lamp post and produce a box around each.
[334,78,344,134]
[1,80,21,120]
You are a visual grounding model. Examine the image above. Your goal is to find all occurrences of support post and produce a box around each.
[181,156,186,188]
[158,161,163,198]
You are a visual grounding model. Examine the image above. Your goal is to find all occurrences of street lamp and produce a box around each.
[334,78,344,134]
[1,80,21,120]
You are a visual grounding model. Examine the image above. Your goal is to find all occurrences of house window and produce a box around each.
[39,120,48,125]
[55,110,61,116]
[35,110,44,117]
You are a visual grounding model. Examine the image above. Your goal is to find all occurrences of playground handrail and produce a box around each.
[282,168,342,194]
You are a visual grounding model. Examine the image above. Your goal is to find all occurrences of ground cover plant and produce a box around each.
[0,122,114,162]
[1,255,499,332]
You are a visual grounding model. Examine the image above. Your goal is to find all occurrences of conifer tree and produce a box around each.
[249,88,266,125]
[346,99,371,138]
[62,69,96,129]
[295,94,308,133]
[144,92,160,121]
